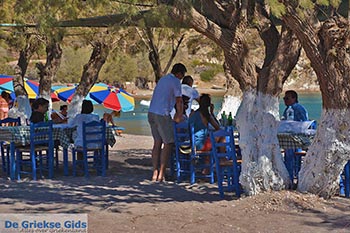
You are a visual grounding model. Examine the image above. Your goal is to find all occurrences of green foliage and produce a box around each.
[266,0,286,18]
[55,46,90,83]
[100,53,138,83]
[198,63,224,83]
[300,0,314,9]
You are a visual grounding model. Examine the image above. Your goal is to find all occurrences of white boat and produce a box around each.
[140,99,150,107]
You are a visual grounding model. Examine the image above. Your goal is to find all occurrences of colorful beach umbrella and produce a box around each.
[89,87,135,112]
[24,78,60,101]
[0,74,14,92]
[54,83,110,103]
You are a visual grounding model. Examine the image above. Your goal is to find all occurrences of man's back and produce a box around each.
[149,73,182,116]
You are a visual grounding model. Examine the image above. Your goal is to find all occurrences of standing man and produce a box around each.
[181,75,200,117]
[148,63,187,182]
[281,90,309,185]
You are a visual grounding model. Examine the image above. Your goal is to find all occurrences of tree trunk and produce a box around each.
[37,40,63,101]
[236,88,290,194]
[283,11,350,198]
[298,109,350,198]
[68,41,110,119]
[13,37,39,121]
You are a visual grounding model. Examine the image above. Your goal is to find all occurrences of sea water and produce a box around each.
[87,92,322,136]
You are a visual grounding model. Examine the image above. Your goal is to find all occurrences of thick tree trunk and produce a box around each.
[37,40,63,101]
[236,89,290,194]
[68,41,110,119]
[298,109,350,198]
[283,10,350,198]
[13,38,39,122]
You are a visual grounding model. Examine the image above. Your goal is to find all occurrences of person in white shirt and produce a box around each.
[181,75,199,117]
[70,100,99,151]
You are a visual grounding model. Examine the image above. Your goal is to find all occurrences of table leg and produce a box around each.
[63,148,68,176]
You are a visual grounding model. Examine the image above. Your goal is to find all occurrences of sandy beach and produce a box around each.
[0,133,349,232]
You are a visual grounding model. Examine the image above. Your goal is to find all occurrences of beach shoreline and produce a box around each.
[132,87,321,100]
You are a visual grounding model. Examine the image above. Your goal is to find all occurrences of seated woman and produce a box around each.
[189,94,221,150]
[51,105,68,124]
[189,94,221,174]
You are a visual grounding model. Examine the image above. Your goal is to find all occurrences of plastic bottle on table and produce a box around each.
[286,106,294,120]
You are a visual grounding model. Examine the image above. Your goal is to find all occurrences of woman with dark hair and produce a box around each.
[189,94,221,152]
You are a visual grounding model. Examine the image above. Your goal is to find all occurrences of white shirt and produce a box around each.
[69,113,100,147]
[181,84,199,117]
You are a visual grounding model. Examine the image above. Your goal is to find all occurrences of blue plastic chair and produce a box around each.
[210,128,241,198]
[71,120,106,177]
[16,121,54,180]
[0,117,21,175]
[173,122,214,184]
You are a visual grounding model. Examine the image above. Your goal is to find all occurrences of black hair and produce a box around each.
[1,91,11,100]
[32,98,49,110]
[171,63,187,76]
[285,90,299,103]
[182,75,193,86]
[198,94,211,122]
[174,95,190,114]
[60,105,68,111]
[81,100,93,114]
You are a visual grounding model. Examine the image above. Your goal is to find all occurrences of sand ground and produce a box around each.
[0,134,349,233]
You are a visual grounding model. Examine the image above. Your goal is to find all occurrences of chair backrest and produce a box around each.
[30,121,53,148]
[173,121,192,155]
[209,128,237,161]
[0,117,21,126]
[82,120,106,150]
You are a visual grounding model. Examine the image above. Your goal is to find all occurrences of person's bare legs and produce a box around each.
[151,140,162,181]
[158,143,174,182]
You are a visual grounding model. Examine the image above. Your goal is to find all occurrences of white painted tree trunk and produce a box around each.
[40,90,53,120]
[236,89,290,195]
[67,95,85,123]
[8,95,31,125]
[217,95,241,120]
[298,109,350,198]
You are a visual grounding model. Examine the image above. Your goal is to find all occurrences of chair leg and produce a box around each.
[72,150,77,177]
[101,150,106,177]
[345,161,350,198]
[83,152,89,178]
[31,153,37,181]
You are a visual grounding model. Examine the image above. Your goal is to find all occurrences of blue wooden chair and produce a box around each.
[340,161,350,198]
[0,117,21,175]
[16,121,54,180]
[173,122,214,184]
[71,120,106,177]
[210,128,241,198]
[173,121,192,182]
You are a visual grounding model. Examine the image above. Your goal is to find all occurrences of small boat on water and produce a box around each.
[140,99,151,107]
